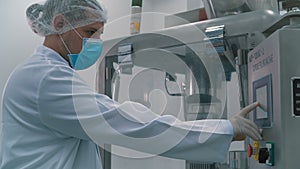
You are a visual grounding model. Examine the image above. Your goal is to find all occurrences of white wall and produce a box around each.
[0,1,43,130]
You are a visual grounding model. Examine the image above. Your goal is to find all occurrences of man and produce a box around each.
[0,0,262,168]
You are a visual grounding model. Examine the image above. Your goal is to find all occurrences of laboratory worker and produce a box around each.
[0,0,262,168]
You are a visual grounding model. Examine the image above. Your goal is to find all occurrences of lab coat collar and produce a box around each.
[35,45,69,66]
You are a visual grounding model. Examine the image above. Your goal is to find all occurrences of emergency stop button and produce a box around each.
[248,144,253,157]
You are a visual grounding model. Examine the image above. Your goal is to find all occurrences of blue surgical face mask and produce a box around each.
[68,38,103,70]
[59,30,103,70]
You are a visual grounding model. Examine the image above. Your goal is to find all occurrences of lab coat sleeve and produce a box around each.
[38,66,233,162]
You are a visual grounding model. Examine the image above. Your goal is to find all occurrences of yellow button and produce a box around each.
[254,141,260,161]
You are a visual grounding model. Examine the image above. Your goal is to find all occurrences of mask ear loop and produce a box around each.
[58,34,75,68]
[58,18,84,55]
[58,34,72,55]
[72,28,83,39]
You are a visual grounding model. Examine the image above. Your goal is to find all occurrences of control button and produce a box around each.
[248,144,253,157]
[254,141,260,161]
[259,148,269,163]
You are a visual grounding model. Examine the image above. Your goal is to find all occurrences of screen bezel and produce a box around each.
[253,74,273,128]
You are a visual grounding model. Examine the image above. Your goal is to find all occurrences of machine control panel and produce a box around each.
[292,77,300,117]
[253,74,273,128]
[248,141,274,166]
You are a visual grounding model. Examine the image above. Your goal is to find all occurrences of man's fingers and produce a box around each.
[238,115,263,140]
[240,102,260,117]
[244,121,263,140]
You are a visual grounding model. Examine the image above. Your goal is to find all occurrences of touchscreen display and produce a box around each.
[256,86,268,119]
[253,74,273,128]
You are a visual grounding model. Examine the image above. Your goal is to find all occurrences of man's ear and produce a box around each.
[53,15,65,31]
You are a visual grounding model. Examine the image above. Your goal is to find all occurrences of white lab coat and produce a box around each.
[0,45,234,169]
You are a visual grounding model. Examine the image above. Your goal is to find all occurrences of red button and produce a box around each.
[248,144,253,157]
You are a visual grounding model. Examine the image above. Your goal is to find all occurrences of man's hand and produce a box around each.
[229,102,262,141]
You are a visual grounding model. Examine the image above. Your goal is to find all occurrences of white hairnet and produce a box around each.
[26,0,107,36]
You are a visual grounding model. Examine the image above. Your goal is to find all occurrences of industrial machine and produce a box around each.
[247,12,300,169]
[96,1,300,169]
